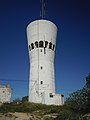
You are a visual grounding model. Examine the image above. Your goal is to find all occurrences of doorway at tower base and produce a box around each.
[29,93,64,106]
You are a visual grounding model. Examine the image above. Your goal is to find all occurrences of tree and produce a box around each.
[84,73,90,112]
[66,73,90,114]
[86,73,90,89]
[13,98,21,103]
[22,96,28,103]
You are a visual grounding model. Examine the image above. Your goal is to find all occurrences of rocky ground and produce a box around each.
[0,111,57,120]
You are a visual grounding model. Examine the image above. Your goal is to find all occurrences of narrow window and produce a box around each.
[41,66,43,69]
[49,93,53,98]
[41,81,43,84]
[36,91,38,93]
[49,42,52,49]
[39,41,43,47]
[61,94,64,97]
[52,44,55,51]
[31,43,34,49]
[35,41,38,48]
[29,45,31,51]
[40,49,42,52]
[45,41,48,48]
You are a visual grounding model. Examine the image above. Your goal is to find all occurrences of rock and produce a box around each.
[0,112,57,120]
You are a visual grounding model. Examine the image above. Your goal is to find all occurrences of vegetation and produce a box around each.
[22,96,28,103]
[55,73,90,120]
[66,73,90,114]
[13,97,21,103]
[0,74,90,120]
[0,102,59,114]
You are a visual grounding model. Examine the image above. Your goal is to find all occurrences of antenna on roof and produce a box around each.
[40,0,46,19]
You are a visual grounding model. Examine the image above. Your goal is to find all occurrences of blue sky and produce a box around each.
[0,0,90,100]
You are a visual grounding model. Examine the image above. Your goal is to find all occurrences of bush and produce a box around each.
[0,102,55,113]
[55,109,80,120]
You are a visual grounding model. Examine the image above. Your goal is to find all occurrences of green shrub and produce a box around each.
[54,108,80,120]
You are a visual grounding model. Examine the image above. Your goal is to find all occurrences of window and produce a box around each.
[49,93,53,98]
[29,45,31,51]
[31,43,34,49]
[39,41,43,47]
[36,91,38,93]
[41,81,43,84]
[49,42,52,49]
[41,66,43,69]
[35,41,38,48]
[61,94,64,97]
[52,44,55,51]
[45,41,48,48]
[40,49,42,52]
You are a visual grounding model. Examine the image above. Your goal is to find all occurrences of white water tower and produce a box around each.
[26,19,64,105]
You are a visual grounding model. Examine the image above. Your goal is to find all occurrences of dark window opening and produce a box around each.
[40,49,42,52]
[52,44,55,51]
[41,81,43,84]
[35,41,38,48]
[29,45,31,51]
[44,47,46,54]
[45,41,48,48]
[41,66,43,69]
[49,93,53,98]
[61,94,64,97]
[49,42,52,49]
[31,43,34,49]
[39,41,43,47]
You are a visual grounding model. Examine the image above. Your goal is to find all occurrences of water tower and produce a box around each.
[26,1,64,105]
